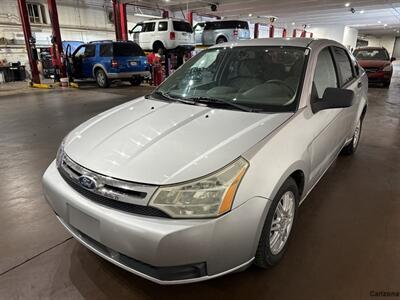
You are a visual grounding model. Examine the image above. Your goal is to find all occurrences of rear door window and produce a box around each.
[84,44,96,57]
[100,43,113,57]
[158,21,168,31]
[221,21,249,29]
[143,22,155,32]
[173,21,193,33]
[113,42,145,57]
[332,47,355,86]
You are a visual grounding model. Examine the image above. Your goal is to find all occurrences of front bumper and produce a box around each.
[366,71,392,83]
[107,71,150,79]
[42,161,270,284]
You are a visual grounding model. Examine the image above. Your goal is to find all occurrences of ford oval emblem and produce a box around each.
[78,175,97,190]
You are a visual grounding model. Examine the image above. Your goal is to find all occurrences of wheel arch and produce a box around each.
[216,35,228,43]
[92,64,108,78]
[152,40,165,52]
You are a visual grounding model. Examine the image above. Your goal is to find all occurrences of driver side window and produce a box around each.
[74,46,85,58]
[313,48,338,99]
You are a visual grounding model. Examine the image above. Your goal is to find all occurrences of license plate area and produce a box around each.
[68,204,100,241]
[129,61,138,66]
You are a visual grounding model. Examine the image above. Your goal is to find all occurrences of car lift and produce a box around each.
[17,0,66,86]
[254,23,287,38]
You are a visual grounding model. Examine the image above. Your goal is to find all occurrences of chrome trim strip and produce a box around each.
[58,215,254,285]
[60,154,158,206]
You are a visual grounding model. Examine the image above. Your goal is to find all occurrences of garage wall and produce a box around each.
[343,26,359,51]
[0,0,117,68]
[309,25,345,43]
[363,35,396,56]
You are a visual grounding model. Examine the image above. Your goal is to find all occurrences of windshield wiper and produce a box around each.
[186,96,256,112]
[151,91,196,105]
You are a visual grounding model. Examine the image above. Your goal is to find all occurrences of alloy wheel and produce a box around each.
[269,191,296,255]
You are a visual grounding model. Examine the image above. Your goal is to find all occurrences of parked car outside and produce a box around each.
[200,20,251,45]
[71,41,150,88]
[353,46,395,87]
[129,18,195,53]
[43,38,367,284]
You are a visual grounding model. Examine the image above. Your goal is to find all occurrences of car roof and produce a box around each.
[208,38,343,49]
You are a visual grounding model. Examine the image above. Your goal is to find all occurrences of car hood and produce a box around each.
[358,60,388,68]
[64,97,292,185]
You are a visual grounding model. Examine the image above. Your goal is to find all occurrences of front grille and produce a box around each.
[365,67,380,73]
[58,154,170,218]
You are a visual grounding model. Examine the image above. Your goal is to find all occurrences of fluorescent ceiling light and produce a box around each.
[359,10,364,14]
[248,13,252,17]
[345,3,350,7]
[134,13,162,18]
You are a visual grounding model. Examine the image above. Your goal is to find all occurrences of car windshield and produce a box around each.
[113,42,145,56]
[153,46,307,112]
[354,49,389,61]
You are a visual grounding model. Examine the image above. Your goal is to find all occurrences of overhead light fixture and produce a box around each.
[345,3,350,7]
[377,20,382,24]
[134,13,162,18]
[384,24,387,26]
[292,22,295,25]
[359,10,364,14]
[248,13,252,17]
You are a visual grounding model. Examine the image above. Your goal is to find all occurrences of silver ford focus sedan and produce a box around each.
[43,38,368,284]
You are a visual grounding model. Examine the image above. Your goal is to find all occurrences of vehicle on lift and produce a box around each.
[353,46,395,88]
[129,18,195,53]
[70,40,150,88]
[43,38,368,284]
[198,20,251,45]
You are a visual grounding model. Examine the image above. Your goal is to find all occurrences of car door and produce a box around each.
[308,47,347,187]
[82,44,97,78]
[130,23,143,45]
[331,46,361,140]
[193,23,204,44]
[141,22,156,51]
[72,45,86,78]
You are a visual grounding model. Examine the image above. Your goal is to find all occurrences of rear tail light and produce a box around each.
[111,59,118,68]
[170,32,176,40]
[233,29,238,37]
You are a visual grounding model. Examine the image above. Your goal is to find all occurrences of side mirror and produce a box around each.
[312,87,354,113]
[391,57,396,62]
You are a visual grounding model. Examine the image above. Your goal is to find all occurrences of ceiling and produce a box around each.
[130,0,400,36]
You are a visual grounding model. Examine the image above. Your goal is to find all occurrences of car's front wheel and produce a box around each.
[254,177,299,268]
[341,118,362,155]
[95,69,110,88]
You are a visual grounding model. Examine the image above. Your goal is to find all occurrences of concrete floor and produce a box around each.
[0,68,399,300]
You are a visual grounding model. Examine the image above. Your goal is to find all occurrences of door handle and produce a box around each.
[357,81,362,88]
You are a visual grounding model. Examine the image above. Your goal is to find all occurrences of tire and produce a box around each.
[216,36,227,44]
[95,69,109,88]
[153,42,165,53]
[254,177,299,268]
[383,80,391,88]
[130,76,142,86]
[340,118,362,155]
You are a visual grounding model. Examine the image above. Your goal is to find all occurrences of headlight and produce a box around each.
[149,158,249,218]
[382,64,391,72]
[56,138,66,167]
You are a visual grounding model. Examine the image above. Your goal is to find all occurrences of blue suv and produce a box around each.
[71,41,150,88]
